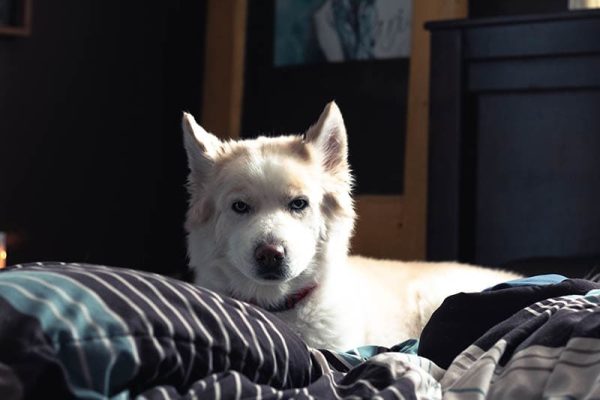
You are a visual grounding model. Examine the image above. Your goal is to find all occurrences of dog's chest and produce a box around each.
[274,296,364,350]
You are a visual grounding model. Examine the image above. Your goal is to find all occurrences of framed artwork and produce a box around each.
[274,0,412,67]
[0,0,32,37]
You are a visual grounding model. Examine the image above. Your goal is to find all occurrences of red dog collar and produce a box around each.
[256,285,318,313]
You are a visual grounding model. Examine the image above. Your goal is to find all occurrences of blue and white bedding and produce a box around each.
[0,262,599,399]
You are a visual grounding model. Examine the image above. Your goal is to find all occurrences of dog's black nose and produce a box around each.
[254,243,286,278]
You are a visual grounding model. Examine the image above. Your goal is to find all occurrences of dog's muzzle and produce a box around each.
[254,243,288,280]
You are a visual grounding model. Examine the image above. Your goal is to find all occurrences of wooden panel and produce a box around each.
[403,0,467,260]
[352,195,405,259]
[465,14,600,59]
[469,56,600,92]
[201,0,247,139]
[355,0,468,260]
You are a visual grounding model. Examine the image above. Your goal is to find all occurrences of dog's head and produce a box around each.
[183,102,355,306]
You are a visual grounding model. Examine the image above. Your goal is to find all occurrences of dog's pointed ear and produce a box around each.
[305,101,348,172]
[182,112,221,178]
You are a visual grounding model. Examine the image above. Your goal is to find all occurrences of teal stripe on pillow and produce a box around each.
[0,271,138,398]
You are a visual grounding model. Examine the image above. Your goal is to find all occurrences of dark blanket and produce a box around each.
[419,278,600,369]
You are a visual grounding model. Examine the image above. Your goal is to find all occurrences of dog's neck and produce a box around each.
[252,284,318,313]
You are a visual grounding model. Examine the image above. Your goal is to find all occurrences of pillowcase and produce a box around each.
[0,262,314,398]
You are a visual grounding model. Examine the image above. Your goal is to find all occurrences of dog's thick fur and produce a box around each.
[183,102,521,350]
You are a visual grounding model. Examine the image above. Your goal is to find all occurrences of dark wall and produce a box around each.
[0,1,206,274]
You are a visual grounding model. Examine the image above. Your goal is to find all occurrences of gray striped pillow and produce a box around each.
[0,262,315,398]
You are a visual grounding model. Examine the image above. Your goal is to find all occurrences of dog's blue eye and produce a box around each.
[289,198,309,211]
[232,201,250,214]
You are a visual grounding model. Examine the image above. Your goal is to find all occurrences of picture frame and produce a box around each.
[0,0,32,37]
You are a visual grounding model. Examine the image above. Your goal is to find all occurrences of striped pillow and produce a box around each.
[0,262,315,398]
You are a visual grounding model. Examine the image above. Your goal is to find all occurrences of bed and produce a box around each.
[0,262,599,399]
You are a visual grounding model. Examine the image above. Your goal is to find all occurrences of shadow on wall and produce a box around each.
[0,0,206,275]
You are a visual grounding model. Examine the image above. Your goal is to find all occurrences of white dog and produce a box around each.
[183,102,521,350]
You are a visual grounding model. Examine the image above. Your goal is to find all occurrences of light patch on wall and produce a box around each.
[0,232,6,269]
[569,0,600,8]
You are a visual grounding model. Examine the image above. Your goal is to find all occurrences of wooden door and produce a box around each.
[201,0,468,261]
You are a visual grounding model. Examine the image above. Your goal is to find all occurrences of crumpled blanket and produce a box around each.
[1,263,600,399]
